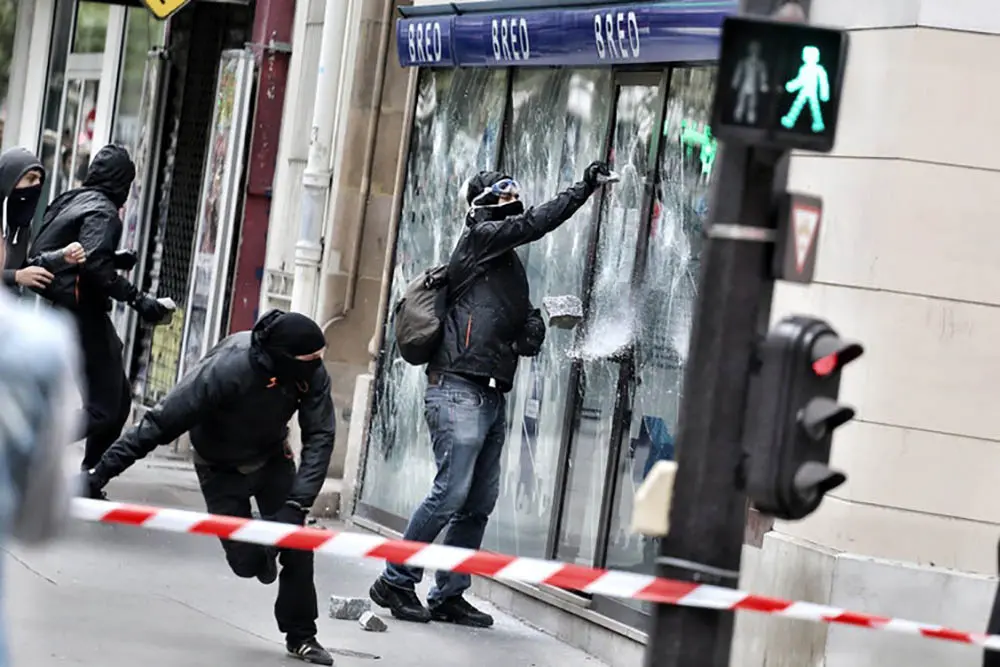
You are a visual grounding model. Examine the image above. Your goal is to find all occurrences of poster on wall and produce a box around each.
[177,49,255,380]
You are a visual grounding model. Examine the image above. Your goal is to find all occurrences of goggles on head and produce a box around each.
[490,178,521,199]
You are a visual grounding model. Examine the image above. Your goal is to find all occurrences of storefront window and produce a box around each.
[362,68,508,519]
[73,2,111,53]
[484,69,612,558]
[114,8,166,149]
[555,83,660,567]
[604,67,718,611]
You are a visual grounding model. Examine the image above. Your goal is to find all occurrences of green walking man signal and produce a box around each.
[781,46,831,133]
[711,16,850,153]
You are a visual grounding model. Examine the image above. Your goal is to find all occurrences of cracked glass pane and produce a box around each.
[605,67,717,611]
[484,69,612,558]
[362,68,507,518]
[556,83,660,567]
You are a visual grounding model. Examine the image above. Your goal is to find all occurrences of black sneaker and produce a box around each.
[257,547,278,585]
[429,596,494,628]
[286,637,333,665]
[369,577,431,623]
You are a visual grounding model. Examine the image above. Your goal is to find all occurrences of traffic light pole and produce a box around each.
[643,144,783,667]
[642,5,812,667]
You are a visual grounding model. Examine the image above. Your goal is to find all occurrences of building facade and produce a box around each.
[271,0,1000,665]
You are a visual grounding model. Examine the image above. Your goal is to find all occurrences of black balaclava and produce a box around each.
[461,170,525,227]
[83,144,136,209]
[0,148,45,241]
[252,310,327,384]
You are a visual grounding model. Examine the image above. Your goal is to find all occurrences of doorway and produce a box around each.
[39,0,125,207]
[553,72,668,571]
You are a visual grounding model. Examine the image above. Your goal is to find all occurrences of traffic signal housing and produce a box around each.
[744,315,863,521]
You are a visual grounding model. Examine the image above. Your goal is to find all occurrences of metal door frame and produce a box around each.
[115,48,172,375]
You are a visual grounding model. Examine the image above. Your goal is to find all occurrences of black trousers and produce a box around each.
[195,452,318,642]
[76,311,131,470]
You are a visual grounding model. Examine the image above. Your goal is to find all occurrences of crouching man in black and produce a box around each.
[83,309,337,665]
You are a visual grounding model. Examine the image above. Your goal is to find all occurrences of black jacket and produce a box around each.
[427,180,594,392]
[94,328,337,508]
[1,149,64,289]
[28,146,138,313]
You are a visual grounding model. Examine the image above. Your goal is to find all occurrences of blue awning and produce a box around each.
[396,1,738,68]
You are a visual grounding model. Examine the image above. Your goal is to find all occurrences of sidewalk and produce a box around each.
[4,451,607,666]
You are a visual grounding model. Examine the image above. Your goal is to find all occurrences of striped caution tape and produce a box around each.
[71,497,999,651]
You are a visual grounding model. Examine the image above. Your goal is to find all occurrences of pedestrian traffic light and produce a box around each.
[710,16,850,153]
[743,316,863,520]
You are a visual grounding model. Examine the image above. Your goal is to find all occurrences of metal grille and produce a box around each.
[140,8,222,405]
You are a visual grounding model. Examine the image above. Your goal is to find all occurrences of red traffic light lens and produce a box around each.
[812,354,837,376]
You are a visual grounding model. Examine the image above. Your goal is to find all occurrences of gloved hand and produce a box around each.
[131,293,171,324]
[582,161,611,188]
[512,309,546,357]
[80,469,108,500]
[273,501,307,526]
[114,249,138,271]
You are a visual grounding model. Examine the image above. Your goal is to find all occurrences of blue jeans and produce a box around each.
[382,373,506,603]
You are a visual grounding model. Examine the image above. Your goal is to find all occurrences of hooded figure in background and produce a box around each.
[0,147,85,292]
[29,144,170,472]
[83,309,337,665]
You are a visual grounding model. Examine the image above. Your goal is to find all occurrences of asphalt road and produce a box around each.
[4,455,607,667]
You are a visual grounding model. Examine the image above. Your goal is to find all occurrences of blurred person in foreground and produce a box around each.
[0,232,80,667]
[82,309,336,665]
[28,144,170,472]
[0,147,86,294]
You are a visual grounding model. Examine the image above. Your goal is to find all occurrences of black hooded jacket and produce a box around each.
[93,314,337,508]
[28,145,138,313]
[426,174,595,392]
[0,148,63,288]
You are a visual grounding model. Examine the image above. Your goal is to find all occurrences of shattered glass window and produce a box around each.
[556,83,660,567]
[604,67,718,610]
[361,68,508,518]
[484,69,613,558]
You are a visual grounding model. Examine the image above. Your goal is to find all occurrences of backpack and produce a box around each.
[393,264,478,366]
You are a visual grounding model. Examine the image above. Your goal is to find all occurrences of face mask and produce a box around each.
[270,353,322,383]
[7,184,41,229]
[468,182,526,225]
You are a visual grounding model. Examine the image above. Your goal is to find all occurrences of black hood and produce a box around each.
[83,144,135,208]
[0,148,44,202]
[249,310,327,385]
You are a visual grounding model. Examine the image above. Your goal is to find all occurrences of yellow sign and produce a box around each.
[140,0,193,21]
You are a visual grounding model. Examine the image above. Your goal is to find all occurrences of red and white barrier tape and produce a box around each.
[71,498,999,651]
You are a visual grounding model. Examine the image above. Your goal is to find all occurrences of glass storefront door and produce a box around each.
[595,67,718,624]
[555,77,664,568]
[53,62,101,197]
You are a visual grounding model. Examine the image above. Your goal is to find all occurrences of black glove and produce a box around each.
[512,309,546,357]
[114,249,138,271]
[273,501,307,526]
[583,160,611,188]
[80,469,108,500]
[131,293,171,324]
